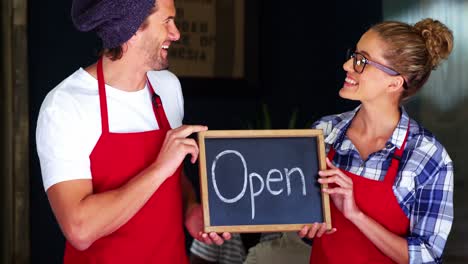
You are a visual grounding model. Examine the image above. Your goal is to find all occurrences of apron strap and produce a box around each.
[97,57,110,134]
[327,147,337,162]
[326,120,410,186]
[97,58,172,133]
[384,121,410,185]
[147,80,171,131]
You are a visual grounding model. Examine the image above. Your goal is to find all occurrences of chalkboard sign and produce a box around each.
[198,130,331,233]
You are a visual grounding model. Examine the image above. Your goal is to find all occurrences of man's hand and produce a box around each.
[185,203,232,245]
[152,125,207,180]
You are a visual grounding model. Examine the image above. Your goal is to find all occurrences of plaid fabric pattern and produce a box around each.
[313,106,454,264]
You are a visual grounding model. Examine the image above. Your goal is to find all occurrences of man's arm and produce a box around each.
[47,125,207,251]
[183,163,232,245]
[181,170,198,218]
[47,166,167,250]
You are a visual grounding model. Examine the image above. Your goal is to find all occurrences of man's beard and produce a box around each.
[150,48,169,71]
[156,59,169,70]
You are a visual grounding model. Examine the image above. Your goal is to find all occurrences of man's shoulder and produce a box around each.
[146,70,182,102]
[47,68,97,98]
[40,68,99,117]
[147,70,180,85]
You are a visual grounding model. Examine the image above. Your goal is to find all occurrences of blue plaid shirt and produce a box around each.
[313,106,454,264]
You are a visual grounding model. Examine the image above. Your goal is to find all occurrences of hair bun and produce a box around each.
[413,18,453,69]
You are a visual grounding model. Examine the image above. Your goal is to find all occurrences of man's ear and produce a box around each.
[127,33,139,46]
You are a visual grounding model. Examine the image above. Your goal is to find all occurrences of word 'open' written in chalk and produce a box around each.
[211,150,307,220]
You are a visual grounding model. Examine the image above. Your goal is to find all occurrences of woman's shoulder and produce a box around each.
[407,119,450,160]
[405,118,453,181]
[311,109,356,136]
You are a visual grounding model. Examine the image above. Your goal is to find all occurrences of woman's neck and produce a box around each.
[346,102,401,160]
[351,102,401,139]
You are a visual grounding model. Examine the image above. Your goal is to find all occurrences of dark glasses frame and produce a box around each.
[346,49,407,89]
[346,49,400,76]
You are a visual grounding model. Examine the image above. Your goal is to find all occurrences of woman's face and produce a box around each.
[339,30,398,103]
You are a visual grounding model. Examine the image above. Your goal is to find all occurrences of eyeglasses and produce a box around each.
[346,49,400,76]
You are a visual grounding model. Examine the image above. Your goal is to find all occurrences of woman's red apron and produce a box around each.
[64,58,188,263]
[311,126,410,264]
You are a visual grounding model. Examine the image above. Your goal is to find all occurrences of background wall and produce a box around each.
[28,1,101,263]
[1,0,29,263]
[25,0,466,263]
[382,1,468,262]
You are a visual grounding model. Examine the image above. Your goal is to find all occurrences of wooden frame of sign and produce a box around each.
[198,129,332,233]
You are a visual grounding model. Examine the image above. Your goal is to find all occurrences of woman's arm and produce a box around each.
[406,162,454,263]
[320,158,409,263]
[348,211,409,263]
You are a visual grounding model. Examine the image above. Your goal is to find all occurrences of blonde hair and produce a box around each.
[371,18,453,100]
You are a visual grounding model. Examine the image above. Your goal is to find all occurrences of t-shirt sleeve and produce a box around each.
[36,91,93,191]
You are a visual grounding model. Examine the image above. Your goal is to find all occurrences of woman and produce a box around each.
[300,18,454,263]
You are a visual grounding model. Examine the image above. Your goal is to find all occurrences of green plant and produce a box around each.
[245,103,309,129]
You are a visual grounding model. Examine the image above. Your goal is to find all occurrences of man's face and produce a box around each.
[139,0,180,70]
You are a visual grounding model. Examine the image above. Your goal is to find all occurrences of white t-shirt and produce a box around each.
[36,68,184,191]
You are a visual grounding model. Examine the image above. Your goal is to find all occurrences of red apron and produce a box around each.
[64,58,188,264]
[311,126,410,264]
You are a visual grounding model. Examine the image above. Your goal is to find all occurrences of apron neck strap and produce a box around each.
[97,57,110,134]
[147,80,171,130]
[326,120,411,186]
[384,121,410,185]
[97,57,171,132]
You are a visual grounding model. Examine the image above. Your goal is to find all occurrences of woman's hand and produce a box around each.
[319,158,362,221]
[298,223,336,239]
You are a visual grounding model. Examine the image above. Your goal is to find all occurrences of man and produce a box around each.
[36,0,229,263]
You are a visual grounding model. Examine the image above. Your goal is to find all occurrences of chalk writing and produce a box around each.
[211,150,306,219]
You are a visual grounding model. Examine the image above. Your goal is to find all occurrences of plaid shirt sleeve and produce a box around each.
[406,141,454,264]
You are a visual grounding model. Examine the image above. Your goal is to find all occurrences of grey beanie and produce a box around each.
[71,0,155,48]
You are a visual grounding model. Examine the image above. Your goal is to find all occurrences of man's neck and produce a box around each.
[86,55,149,92]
